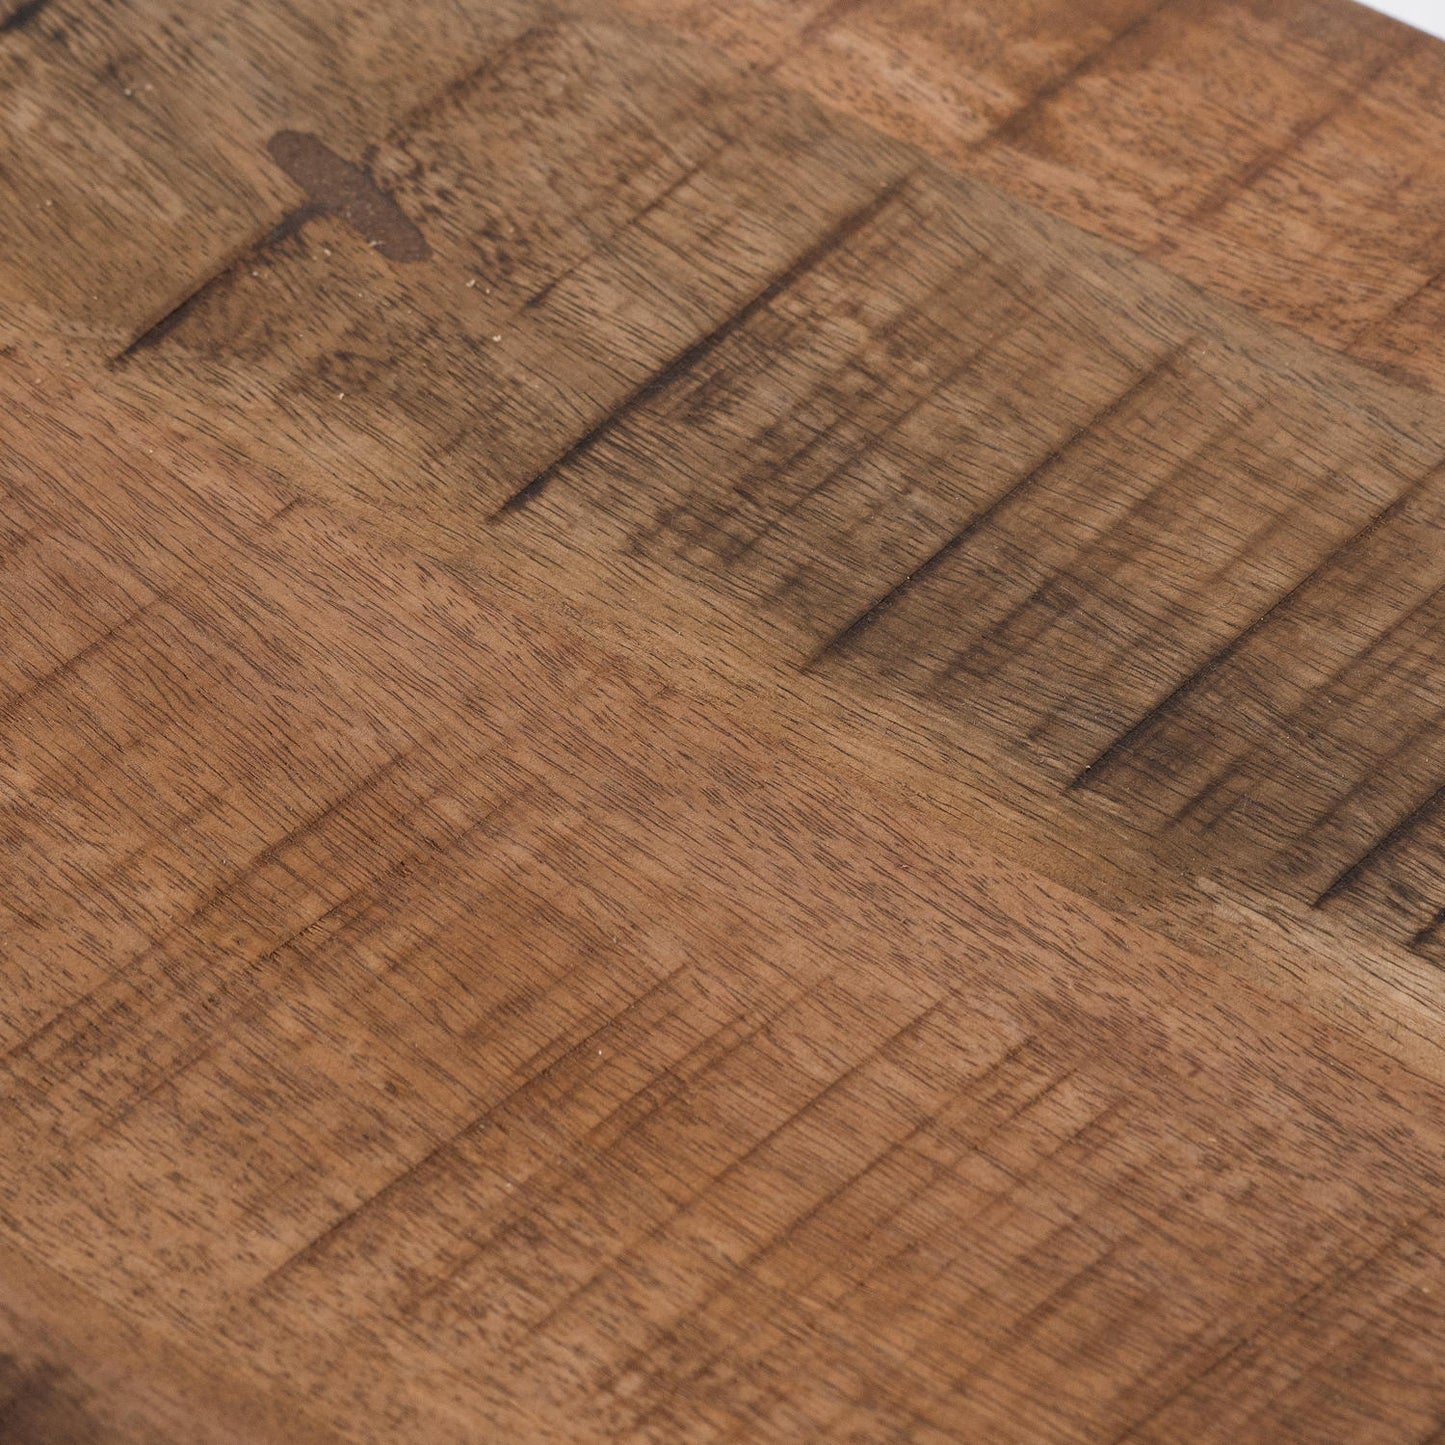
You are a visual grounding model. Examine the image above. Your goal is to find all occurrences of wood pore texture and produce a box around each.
[5,0,1445,1440]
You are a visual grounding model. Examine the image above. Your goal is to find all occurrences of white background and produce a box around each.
[1361,0,1445,39]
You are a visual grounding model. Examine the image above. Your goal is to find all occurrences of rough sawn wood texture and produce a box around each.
[4,0,1445,1440]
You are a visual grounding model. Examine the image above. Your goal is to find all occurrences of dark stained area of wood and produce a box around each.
[5,0,1445,1441]
[266,131,431,262]
[0,0,52,33]
[0,1354,103,1445]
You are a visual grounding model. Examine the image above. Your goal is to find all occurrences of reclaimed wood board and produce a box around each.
[5,0,1445,1439]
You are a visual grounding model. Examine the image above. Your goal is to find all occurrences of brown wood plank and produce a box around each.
[4,0,1445,1439]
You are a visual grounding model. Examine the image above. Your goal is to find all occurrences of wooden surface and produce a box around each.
[6,0,1445,1439]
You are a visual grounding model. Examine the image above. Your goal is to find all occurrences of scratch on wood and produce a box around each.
[1168,580,1445,836]
[112,132,428,364]
[1411,906,1445,953]
[491,168,919,516]
[386,18,557,139]
[0,1354,103,1444]
[524,135,734,313]
[982,0,1175,148]
[1071,458,1445,793]
[1182,31,1419,225]
[110,203,320,363]
[808,342,1187,668]
[1314,780,1445,909]
[252,1110,493,1295]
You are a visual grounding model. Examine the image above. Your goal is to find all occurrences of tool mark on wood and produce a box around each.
[1314,779,1445,909]
[692,257,999,568]
[935,400,1254,696]
[1411,907,1445,954]
[785,0,871,53]
[253,1106,493,1296]
[1168,578,1445,839]
[510,993,954,1358]
[524,136,735,314]
[1350,255,1445,353]
[491,168,919,516]
[0,591,174,727]
[1070,459,1445,793]
[110,204,320,363]
[267,131,430,262]
[386,18,557,140]
[981,0,1174,148]
[112,132,429,363]
[1103,1214,1435,1442]
[0,0,52,33]
[1180,32,1418,226]
[263,961,693,1301]
[807,342,1187,668]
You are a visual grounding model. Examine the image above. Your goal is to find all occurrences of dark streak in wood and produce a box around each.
[491,168,919,516]
[1070,460,1445,793]
[0,0,52,33]
[808,342,1188,668]
[1314,780,1445,909]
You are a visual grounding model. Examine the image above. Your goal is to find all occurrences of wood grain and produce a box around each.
[85,13,1445,984]
[4,0,1445,1440]
[608,0,1445,394]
